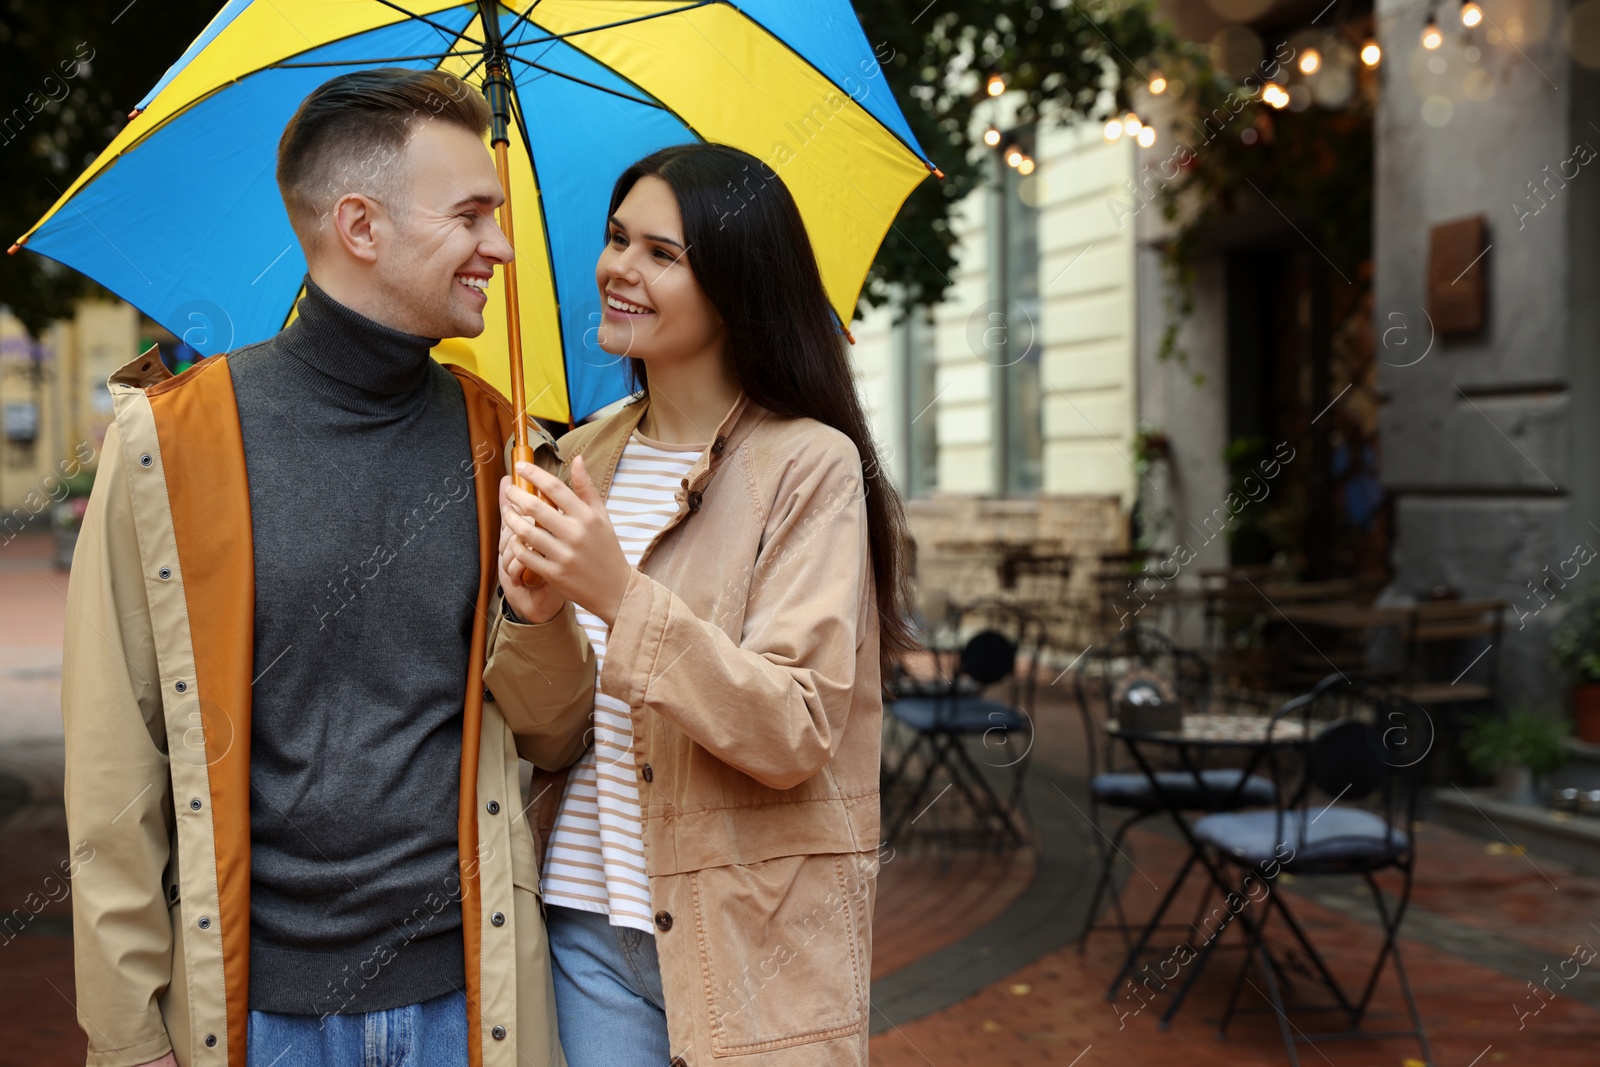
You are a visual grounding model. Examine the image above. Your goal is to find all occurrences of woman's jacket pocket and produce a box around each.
[689,853,872,1056]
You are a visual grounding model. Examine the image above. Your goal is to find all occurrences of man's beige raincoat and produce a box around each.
[61,350,594,1067]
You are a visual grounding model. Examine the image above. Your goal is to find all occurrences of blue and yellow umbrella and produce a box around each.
[10,0,936,426]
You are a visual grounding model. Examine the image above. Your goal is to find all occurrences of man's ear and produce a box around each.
[331,193,382,264]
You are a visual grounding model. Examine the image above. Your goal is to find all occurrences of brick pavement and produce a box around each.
[868,821,1600,1066]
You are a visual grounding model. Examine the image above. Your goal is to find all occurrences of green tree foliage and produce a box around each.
[0,0,222,334]
[852,0,1173,313]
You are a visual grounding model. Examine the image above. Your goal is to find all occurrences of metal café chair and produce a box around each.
[1074,626,1277,954]
[1191,675,1433,1067]
[884,600,1045,846]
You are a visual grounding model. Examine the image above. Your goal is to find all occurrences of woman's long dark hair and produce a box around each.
[606,143,915,662]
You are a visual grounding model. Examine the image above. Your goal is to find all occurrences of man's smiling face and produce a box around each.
[371,121,513,339]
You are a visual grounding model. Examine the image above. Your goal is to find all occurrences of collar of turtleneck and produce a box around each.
[275,275,441,406]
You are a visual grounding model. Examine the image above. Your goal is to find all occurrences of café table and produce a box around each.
[1100,710,1317,1028]
[1275,597,1506,705]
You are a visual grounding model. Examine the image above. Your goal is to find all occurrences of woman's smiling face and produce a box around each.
[594,175,725,365]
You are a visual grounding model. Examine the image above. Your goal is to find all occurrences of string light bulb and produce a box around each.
[987,73,1007,97]
[1360,39,1382,67]
[1263,83,1290,108]
[1299,48,1321,75]
[1461,0,1483,26]
[984,127,1002,146]
[1422,15,1443,49]
[1006,147,1024,167]
[1122,112,1142,136]
[1017,157,1036,175]
[1149,73,1168,94]
[1104,118,1124,141]
[1136,126,1156,147]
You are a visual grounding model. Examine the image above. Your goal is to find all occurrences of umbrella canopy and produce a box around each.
[12,0,935,424]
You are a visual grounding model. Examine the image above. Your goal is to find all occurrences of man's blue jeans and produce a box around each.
[247,988,468,1067]
[546,904,671,1067]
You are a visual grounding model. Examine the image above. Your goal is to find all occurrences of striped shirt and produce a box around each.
[540,430,704,930]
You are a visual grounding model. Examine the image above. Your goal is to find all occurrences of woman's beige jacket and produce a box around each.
[484,394,884,1067]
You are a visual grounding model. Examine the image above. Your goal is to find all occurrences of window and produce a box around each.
[993,125,1042,495]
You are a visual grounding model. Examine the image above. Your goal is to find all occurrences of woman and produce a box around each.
[485,143,914,1067]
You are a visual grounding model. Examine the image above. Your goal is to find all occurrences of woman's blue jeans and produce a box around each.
[545,904,671,1067]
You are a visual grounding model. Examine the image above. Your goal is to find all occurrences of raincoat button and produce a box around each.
[712,435,727,455]
[483,687,495,703]
[491,1026,507,1040]
[641,764,654,783]
[491,911,505,926]
[175,681,188,693]
[671,1058,688,1067]
[654,910,673,931]
[486,800,501,815]
[198,916,211,930]
[190,798,202,811]
[168,885,179,902]
[139,454,153,467]
[205,1035,217,1048]
[687,491,702,512]
[159,567,172,580]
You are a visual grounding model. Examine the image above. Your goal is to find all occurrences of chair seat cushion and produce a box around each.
[1194,807,1408,870]
[888,696,1026,734]
[1091,770,1276,811]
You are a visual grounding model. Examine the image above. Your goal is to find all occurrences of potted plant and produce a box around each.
[1549,586,1600,743]
[1461,709,1570,804]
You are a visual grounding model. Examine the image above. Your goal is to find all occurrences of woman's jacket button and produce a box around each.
[491,911,506,926]
[711,435,727,455]
[491,1025,507,1040]
[486,800,501,815]
[670,1059,688,1067]
[204,1035,217,1048]
[654,910,673,932]
[641,763,653,783]
[687,490,703,512]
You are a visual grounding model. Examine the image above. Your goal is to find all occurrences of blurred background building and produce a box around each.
[848,0,1598,714]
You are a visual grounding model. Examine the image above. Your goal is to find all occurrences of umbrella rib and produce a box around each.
[501,0,546,46]
[501,52,667,109]
[367,0,488,49]
[274,49,485,68]
[497,0,715,49]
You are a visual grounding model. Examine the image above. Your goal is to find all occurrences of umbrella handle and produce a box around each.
[509,443,545,591]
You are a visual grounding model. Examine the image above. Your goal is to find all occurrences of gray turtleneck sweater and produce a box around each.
[229,278,477,1016]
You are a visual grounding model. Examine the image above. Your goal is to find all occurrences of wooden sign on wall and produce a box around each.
[1428,215,1488,335]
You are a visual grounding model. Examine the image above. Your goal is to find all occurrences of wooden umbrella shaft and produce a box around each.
[482,58,535,495]
[492,137,535,491]
[482,48,544,588]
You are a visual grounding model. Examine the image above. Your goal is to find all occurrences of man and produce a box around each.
[61,69,593,1067]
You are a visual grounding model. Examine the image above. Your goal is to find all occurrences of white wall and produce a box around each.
[849,106,1142,503]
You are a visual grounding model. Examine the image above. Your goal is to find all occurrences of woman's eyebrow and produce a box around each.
[608,214,684,249]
